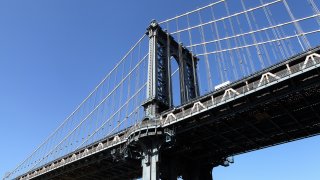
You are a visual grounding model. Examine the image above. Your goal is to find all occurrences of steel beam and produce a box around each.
[141,141,160,180]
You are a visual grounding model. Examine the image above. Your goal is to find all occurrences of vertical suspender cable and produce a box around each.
[186,15,194,52]
[260,0,285,61]
[283,0,311,49]
[224,0,247,77]
[308,0,320,26]
[210,6,227,83]
[279,26,295,55]
[198,11,214,90]
[249,10,272,66]
[222,17,238,80]
[240,0,266,69]
[116,57,126,133]
[295,31,306,51]
[263,0,291,58]
[175,18,181,42]
[235,15,255,74]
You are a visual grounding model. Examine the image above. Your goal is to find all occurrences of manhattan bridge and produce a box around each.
[4,0,320,179]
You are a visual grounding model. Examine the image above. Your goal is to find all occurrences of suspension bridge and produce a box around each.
[4,0,320,179]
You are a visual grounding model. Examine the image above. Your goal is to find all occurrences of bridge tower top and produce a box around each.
[143,20,200,118]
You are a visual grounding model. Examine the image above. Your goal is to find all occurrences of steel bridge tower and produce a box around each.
[141,21,210,180]
[143,20,200,118]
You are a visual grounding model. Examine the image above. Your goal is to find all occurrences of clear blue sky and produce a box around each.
[0,0,320,179]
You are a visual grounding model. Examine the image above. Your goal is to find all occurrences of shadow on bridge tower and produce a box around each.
[139,20,215,180]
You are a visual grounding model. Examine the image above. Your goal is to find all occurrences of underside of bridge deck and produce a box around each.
[32,150,142,180]
[161,65,320,173]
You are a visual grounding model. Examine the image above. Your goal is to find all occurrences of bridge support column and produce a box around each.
[141,141,160,180]
[160,157,178,180]
[181,160,213,180]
